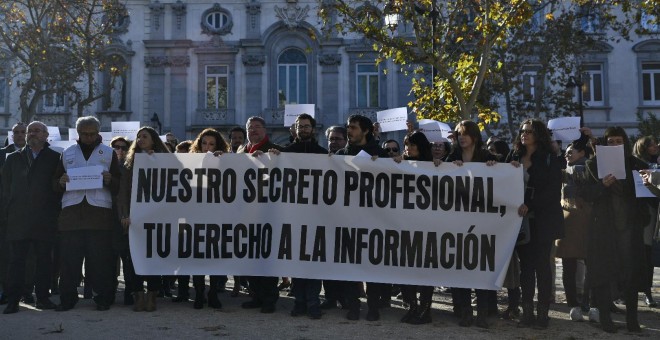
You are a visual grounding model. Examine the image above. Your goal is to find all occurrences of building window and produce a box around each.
[43,88,66,112]
[206,65,228,109]
[356,64,379,108]
[579,6,602,33]
[201,4,232,35]
[521,69,538,102]
[277,49,307,107]
[642,62,660,105]
[582,64,604,106]
[0,74,5,112]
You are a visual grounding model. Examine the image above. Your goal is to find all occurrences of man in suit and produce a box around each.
[2,121,61,314]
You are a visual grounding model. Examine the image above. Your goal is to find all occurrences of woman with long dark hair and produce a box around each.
[392,131,436,324]
[188,128,229,309]
[118,126,171,312]
[505,119,564,329]
[445,121,497,328]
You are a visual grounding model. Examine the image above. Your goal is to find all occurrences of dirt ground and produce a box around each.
[2,260,659,339]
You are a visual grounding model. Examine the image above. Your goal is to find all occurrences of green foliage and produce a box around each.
[636,111,660,141]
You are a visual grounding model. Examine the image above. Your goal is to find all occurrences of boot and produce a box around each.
[459,306,474,327]
[599,306,617,333]
[145,291,157,312]
[535,303,549,329]
[518,302,535,328]
[625,294,641,332]
[400,301,418,323]
[194,288,204,309]
[207,290,222,309]
[133,292,145,312]
[475,308,489,329]
[407,301,432,325]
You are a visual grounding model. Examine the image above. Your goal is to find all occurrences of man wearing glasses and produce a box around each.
[325,126,347,154]
[382,139,401,157]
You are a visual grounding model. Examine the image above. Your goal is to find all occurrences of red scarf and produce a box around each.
[247,136,269,154]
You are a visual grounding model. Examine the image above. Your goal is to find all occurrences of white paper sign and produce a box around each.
[284,104,315,127]
[7,131,12,145]
[377,107,408,133]
[159,135,168,142]
[47,126,61,142]
[548,117,581,142]
[112,121,140,138]
[595,145,626,179]
[633,171,656,198]
[68,128,78,141]
[418,119,452,142]
[48,140,76,154]
[99,132,113,145]
[66,165,104,191]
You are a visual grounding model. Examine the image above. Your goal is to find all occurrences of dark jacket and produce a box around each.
[282,139,328,154]
[582,155,648,289]
[505,149,565,242]
[1,145,61,241]
[445,148,496,163]
[335,138,389,157]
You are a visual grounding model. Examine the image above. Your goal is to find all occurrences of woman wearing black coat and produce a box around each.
[505,119,564,329]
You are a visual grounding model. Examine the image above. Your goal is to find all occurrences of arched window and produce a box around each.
[277,49,308,107]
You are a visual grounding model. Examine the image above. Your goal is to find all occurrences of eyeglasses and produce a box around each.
[519,129,533,135]
[385,147,399,153]
[297,124,313,130]
[79,131,98,137]
[329,137,345,142]
[113,145,129,151]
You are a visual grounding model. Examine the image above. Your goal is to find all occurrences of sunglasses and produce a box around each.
[113,145,129,151]
[385,147,399,153]
[519,129,534,135]
[329,137,345,142]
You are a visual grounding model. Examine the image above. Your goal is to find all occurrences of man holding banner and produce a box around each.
[238,116,282,313]
[271,113,327,319]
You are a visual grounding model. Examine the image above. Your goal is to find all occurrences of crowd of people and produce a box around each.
[0,114,658,334]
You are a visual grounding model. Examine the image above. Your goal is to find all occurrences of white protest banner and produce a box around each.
[66,165,104,191]
[7,131,12,145]
[68,128,78,141]
[595,145,626,179]
[129,153,523,290]
[48,140,76,154]
[112,121,140,139]
[47,126,61,142]
[633,170,656,198]
[377,107,408,133]
[418,119,452,142]
[548,117,581,142]
[284,104,315,127]
[100,132,113,145]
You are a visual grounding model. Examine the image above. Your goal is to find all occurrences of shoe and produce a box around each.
[36,299,57,310]
[208,292,222,309]
[535,304,549,329]
[3,302,19,314]
[407,302,432,325]
[517,303,535,328]
[308,306,322,320]
[172,294,189,302]
[96,304,110,311]
[502,307,520,320]
[400,305,417,323]
[346,309,360,320]
[22,294,35,304]
[144,291,157,312]
[260,304,275,313]
[588,308,599,323]
[645,295,657,308]
[569,307,583,322]
[133,292,145,312]
[459,307,474,327]
[319,300,337,310]
[366,308,380,321]
[475,309,489,329]
[242,300,262,309]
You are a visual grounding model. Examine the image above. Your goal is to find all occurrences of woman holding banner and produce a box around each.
[446,120,497,329]
[188,128,229,309]
[506,119,564,329]
[118,126,171,312]
[392,130,439,325]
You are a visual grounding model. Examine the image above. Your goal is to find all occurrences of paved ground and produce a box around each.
[2,262,659,339]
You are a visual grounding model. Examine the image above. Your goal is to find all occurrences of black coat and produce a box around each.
[335,139,389,157]
[506,149,565,242]
[1,145,61,241]
[282,139,328,154]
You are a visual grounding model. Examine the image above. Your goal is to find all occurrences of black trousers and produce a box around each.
[401,285,433,306]
[6,239,52,302]
[366,282,391,310]
[193,275,222,292]
[516,221,554,305]
[322,280,344,305]
[338,281,361,312]
[247,276,279,306]
[59,230,115,306]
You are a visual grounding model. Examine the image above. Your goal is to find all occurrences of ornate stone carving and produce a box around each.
[319,54,341,66]
[246,1,261,15]
[144,56,168,68]
[201,4,233,36]
[274,3,310,29]
[202,109,228,121]
[169,56,190,67]
[171,0,187,30]
[242,54,266,67]
[144,56,190,68]
[149,1,165,31]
